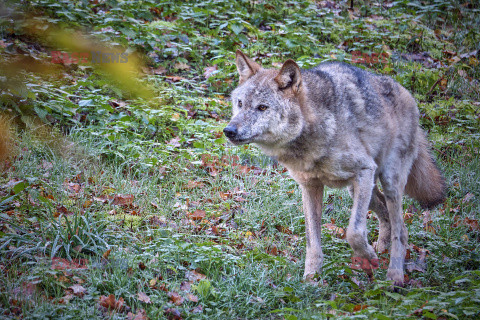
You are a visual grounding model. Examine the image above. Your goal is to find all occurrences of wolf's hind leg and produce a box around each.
[348,185,391,253]
[347,168,378,277]
[369,186,391,253]
[380,165,410,287]
[301,184,324,280]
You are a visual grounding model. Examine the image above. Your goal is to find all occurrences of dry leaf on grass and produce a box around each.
[137,292,151,304]
[127,308,148,320]
[99,294,126,312]
[187,209,206,221]
[167,291,184,306]
[67,284,87,297]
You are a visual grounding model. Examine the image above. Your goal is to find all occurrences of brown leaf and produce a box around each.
[68,284,87,297]
[152,65,167,75]
[353,304,369,312]
[164,307,183,320]
[55,205,71,216]
[219,191,231,200]
[186,293,198,303]
[102,249,111,260]
[137,292,151,304]
[67,182,81,193]
[403,212,414,224]
[51,257,88,270]
[268,245,278,256]
[13,281,37,298]
[99,294,125,311]
[167,291,184,306]
[187,209,206,221]
[112,194,134,206]
[462,192,475,203]
[174,62,190,70]
[185,180,204,189]
[180,281,191,291]
[453,216,480,232]
[127,308,148,320]
[322,223,346,239]
[190,305,203,314]
[275,225,293,235]
[165,75,185,82]
[203,65,217,79]
[185,270,206,282]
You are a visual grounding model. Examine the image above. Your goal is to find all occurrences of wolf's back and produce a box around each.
[311,62,446,208]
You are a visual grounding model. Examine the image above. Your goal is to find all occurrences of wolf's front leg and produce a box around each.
[347,169,378,278]
[301,184,324,280]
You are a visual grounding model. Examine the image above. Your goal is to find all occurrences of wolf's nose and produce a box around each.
[223,125,238,139]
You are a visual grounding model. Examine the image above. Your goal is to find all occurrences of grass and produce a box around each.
[1,0,480,319]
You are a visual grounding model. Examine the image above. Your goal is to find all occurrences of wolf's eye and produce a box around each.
[257,104,268,111]
[238,100,243,108]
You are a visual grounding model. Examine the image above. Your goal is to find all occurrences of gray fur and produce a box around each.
[225,50,446,287]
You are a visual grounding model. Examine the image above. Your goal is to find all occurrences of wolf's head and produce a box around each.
[224,50,305,148]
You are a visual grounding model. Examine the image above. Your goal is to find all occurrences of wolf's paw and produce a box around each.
[304,253,323,281]
[302,272,321,284]
[387,269,404,288]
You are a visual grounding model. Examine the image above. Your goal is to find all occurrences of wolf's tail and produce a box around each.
[405,129,446,209]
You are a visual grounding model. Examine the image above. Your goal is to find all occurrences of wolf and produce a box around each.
[224,50,445,286]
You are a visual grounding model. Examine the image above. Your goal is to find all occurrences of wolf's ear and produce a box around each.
[275,60,302,93]
[236,50,261,84]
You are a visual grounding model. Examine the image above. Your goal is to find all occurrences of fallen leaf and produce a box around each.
[180,281,191,291]
[112,194,134,206]
[51,257,88,270]
[190,305,203,314]
[165,75,185,82]
[67,182,81,193]
[185,180,204,189]
[403,212,414,224]
[137,292,151,304]
[203,65,217,79]
[174,62,190,70]
[268,245,278,256]
[67,284,87,297]
[186,293,198,303]
[13,281,37,298]
[167,291,184,306]
[99,294,125,311]
[187,209,206,221]
[152,65,167,75]
[462,193,475,204]
[185,270,206,282]
[102,249,111,259]
[322,223,346,239]
[149,278,157,287]
[127,308,148,320]
[353,304,369,312]
[164,307,183,320]
[275,225,293,235]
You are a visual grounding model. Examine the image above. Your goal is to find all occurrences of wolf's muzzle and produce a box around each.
[223,125,238,140]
